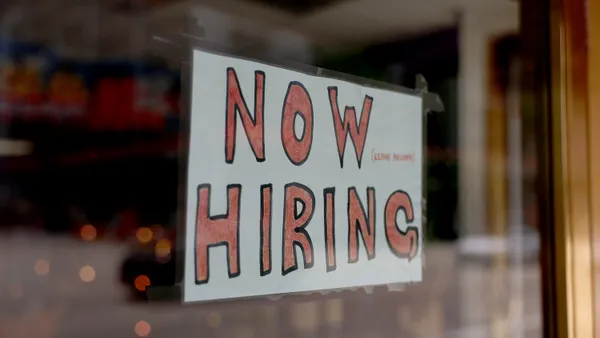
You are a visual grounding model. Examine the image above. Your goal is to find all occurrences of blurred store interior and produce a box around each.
[0,0,542,337]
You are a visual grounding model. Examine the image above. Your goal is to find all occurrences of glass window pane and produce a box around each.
[0,1,543,337]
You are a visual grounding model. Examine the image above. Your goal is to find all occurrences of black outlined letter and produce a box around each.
[225,68,265,163]
[328,86,373,169]
[324,187,337,272]
[384,190,419,261]
[347,187,376,263]
[195,184,241,284]
[282,183,315,275]
[281,82,313,166]
[260,184,272,276]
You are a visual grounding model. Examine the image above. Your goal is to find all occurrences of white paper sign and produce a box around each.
[184,49,423,303]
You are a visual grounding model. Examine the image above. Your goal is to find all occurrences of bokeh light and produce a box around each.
[136,227,153,244]
[155,238,171,259]
[79,265,96,282]
[206,311,222,328]
[34,259,50,276]
[135,320,151,337]
[80,224,97,242]
[134,275,151,292]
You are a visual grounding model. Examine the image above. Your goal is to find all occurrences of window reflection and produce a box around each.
[0,0,541,337]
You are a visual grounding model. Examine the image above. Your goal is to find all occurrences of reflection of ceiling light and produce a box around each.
[0,139,33,157]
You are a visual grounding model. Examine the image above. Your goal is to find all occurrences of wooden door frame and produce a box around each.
[588,0,600,336]
[527,0,597,336]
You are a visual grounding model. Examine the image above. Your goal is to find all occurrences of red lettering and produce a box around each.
[282,183,315,275]
[195,184,241,284]
[384,190,419,261]
[281,82,313,166]
[328,87,373,169]
[225,68,265,163]
[260,184,272,276]
[324,188,337,272]
[348,187,376,262]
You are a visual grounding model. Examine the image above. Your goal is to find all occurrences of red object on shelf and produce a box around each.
[88,77,174,131]
[90,78,125,130]
[118,78,135,130]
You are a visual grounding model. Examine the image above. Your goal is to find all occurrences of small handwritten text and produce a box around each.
[371,149,415,163]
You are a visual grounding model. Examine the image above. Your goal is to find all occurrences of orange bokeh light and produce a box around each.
[134,275,151,292]
[155,238,172,258]
[80,224,97,242]
[136,227,153,244]
[135,320,151,337]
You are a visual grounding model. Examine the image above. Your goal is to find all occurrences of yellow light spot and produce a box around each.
[155,238,172,259]
[206,311,222,328]
[134,275,151,292]
[34,259,50,276]
[79,265,96,282]
[136,227,153,244]
[80,224,97,242]
[135,320,151,337]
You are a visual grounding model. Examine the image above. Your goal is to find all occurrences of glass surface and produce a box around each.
[0,1,543,337]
